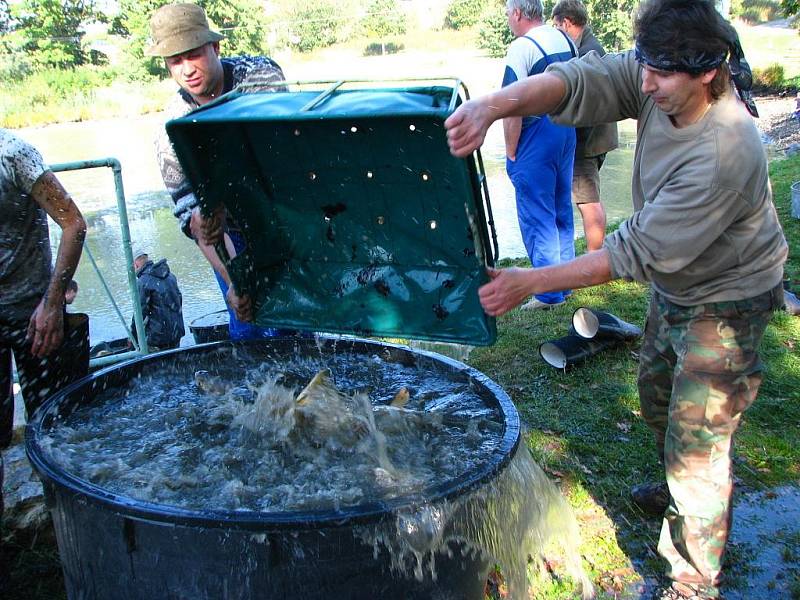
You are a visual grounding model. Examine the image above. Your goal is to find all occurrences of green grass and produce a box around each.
[472,153,800,598]
[736,21,800,79]
[0,67,174,129]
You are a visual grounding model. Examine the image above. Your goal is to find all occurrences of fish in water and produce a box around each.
[295,369,333,406]
[390,387,410,408]
[194,370,229,396]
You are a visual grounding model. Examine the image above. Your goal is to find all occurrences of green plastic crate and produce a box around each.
[166,80,497,345]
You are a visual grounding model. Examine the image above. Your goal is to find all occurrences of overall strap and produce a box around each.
[522,35,551,65]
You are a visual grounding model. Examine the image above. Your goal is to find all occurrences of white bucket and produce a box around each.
[792,181,800,219]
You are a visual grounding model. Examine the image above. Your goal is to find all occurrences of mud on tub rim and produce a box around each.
[25,337,521,531]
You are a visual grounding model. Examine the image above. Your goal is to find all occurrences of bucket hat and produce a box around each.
[145,3,224,58]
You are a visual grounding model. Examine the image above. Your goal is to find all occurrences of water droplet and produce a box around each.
[376,216,385,225]
[429,220,437,230]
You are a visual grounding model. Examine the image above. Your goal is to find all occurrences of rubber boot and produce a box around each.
[784,289,800,316]
[539,334,614,369]
[571,307,642,341]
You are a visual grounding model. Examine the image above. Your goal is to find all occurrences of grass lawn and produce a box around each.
[465,152,800,598]
[736,21,800,80]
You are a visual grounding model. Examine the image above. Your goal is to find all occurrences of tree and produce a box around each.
[585,0,636,51]
[478,3,514,58]
[288,3,339,53]
[12,0,103,68]
[361,0,407,39]
[445,0,490,30]
[780,0,799,21]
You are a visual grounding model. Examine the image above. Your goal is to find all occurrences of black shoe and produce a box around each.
[631,481,670,515]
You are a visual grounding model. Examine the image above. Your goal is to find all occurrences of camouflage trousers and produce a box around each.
[637,284,783,598]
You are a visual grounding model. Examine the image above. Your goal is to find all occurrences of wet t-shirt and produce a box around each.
[0,129,50,321]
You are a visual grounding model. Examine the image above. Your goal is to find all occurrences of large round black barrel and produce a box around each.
[188,309,230,344]
[26,337,520,600]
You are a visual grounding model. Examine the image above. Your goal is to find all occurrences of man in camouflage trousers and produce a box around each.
[444,0,788,597]
[638,288,782,597]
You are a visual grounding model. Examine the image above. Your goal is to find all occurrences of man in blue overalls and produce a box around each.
[503,0,577,309]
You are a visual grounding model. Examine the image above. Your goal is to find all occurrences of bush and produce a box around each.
[478,4,514,58]
[445,0,489,30]
[363,41,404,56]
[289,3,339,53]
[753,63,786,89]
[737,0,782,22]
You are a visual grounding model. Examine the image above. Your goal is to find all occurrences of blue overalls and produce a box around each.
[505,32,577,305]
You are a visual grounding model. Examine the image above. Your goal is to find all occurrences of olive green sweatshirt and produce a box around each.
[547,50,787,305]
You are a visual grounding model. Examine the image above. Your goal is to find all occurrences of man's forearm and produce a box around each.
[483,73,567,121]
[198,239,231,286]
[503,117,522,159]
[47,221,85,306]
[445,73,568,158]
[32,172,87,306]
[532,249,613,294]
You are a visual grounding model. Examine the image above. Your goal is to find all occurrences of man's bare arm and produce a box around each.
[196,233,253,322]
[478,250,613,316]
[503,117,522,160]
[27,172,87,357]
[445,72,567,157]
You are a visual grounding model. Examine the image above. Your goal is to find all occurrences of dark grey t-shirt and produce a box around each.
[0,129,50,321]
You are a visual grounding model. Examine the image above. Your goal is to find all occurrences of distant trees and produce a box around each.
[445,0,490,30]
[8,0,104,68]
[360,0,407,39]
[287,3,340,53]
[359,0,407,55]
[585,0,637,51]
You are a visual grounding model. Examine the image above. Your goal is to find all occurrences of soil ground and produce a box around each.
[754,93,800,152]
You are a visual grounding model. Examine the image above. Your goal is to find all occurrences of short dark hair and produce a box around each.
[551,0,588,27]
[635,0,735,100]
[67,280,78,293]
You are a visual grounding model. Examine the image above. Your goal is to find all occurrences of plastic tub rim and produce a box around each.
[25,336,520,531]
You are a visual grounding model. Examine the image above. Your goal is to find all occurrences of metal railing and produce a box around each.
[51,157,150,369]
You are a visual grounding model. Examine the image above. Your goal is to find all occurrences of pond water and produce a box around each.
[21,114,635,345]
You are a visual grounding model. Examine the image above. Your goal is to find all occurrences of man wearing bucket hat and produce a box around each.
[149,3,288,340]
[446,1,787,598]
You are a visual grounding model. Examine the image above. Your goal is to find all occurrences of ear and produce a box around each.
[700,68,717,85]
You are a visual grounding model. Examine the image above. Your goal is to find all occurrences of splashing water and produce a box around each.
[360,445,594,599]
[38,344,593,598]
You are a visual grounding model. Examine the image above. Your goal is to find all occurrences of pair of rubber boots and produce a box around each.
[539,308,642,369]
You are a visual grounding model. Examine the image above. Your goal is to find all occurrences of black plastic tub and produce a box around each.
[188,309,230,344]
[26,337,520,600]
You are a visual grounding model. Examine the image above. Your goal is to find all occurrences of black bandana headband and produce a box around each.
[634,36,759,118]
